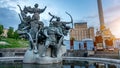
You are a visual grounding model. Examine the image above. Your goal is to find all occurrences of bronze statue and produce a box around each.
[17,3,72,64]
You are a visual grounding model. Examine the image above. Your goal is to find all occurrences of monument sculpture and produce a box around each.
[17,3,72,64]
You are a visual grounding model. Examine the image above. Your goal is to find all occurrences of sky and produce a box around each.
[0,0,120,39]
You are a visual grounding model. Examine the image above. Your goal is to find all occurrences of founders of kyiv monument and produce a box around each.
[17,3,73,64]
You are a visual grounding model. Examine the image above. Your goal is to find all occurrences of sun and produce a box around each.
[107,19,120,38]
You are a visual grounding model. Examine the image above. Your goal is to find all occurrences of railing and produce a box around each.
[0,57,120,64]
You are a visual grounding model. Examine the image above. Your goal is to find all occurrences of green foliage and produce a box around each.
[0,24,4,41]
[0,24,3,35]
[13,30,19,39]
[0,38,28,48]
[7,27,14,38]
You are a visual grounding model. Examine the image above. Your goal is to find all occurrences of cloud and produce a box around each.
[0,0,18,12]
[113,0,120,5]
[104,5,120,15]
[103,1,120,38]
[106,18,120,38]
[0,0,47,26]
[0,0,63,20]
[0,8,19,29]
[0,0,39,13]
[85,15,98,19]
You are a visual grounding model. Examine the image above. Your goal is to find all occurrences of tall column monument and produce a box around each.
[96,0,115,49]
[97,0,105,31]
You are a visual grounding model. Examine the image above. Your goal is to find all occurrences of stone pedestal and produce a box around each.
[23,45,66,64]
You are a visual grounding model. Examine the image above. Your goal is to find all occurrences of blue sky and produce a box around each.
[0,0,120,39]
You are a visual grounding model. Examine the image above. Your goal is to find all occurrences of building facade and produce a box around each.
[1,28,8,37]
[70,22,94,41]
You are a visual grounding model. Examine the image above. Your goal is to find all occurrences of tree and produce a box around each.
[0,24,4,35]
[7,27,14,38]
[13,30,19,39]
[0,24,4,40]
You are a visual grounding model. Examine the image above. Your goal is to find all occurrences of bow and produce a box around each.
[65,12,73,29]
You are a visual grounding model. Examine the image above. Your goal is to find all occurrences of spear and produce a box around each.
[18,13,24,23]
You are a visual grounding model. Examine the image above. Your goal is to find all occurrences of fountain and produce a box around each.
[0,2,120,68]
[0,58,120,68]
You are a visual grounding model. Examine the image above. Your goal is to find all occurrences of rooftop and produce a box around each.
[74,22,87,25]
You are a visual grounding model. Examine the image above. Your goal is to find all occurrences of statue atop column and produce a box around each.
[17,3,72,64]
